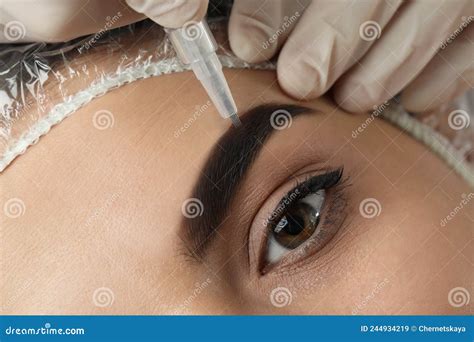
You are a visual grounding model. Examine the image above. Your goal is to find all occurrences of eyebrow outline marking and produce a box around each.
[181,103,314,261]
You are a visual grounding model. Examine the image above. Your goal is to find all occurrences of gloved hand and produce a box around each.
[125,0,208,29]
[0,0,208,42]
[229,0,473,113]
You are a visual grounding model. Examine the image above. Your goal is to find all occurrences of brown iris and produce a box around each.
[273,197,322,249]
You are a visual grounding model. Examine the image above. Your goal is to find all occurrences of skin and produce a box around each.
[1,69,472,315]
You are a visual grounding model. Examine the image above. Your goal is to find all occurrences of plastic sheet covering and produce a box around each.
[0,18,274,171]
[0,17,472,177]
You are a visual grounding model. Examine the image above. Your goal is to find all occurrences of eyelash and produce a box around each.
[260,167,349,273]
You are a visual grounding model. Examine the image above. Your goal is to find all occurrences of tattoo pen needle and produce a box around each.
[167,20,241,127]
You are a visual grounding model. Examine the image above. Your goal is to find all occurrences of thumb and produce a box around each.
[229,0,307,63]
[126,0,208,28]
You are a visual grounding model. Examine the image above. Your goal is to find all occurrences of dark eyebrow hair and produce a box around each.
[181,103,314,260]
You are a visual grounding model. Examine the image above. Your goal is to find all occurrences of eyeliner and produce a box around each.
[267,168,344,228]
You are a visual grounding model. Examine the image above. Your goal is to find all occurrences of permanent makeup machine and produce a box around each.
[167,20,241,127]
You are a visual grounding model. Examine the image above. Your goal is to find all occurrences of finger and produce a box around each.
[402,22,474,113]
[1,0,145,43]
[276,0,402,100]
[333,0,471,112]
[228,0,309,63]
[126,0,208,28]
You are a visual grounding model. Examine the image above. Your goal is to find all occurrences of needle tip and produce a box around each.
[229,113,241,127]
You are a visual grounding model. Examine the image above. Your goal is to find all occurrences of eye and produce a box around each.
[261,168,346,272]
[266,189,325,264]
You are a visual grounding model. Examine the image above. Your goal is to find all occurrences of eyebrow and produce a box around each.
[181,103,313,260]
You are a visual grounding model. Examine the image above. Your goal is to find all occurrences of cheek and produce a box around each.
[296,257,391,315]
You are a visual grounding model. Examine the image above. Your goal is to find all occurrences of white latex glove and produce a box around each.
[229,0,474,113]
[0,0,208,43]
[125,0,208,29]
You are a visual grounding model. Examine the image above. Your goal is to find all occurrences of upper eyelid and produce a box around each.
[266,178,315,228]
[267,168,344,228]
[273,167,344,212]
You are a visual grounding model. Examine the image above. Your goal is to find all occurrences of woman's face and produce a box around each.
[2,69,472,315]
